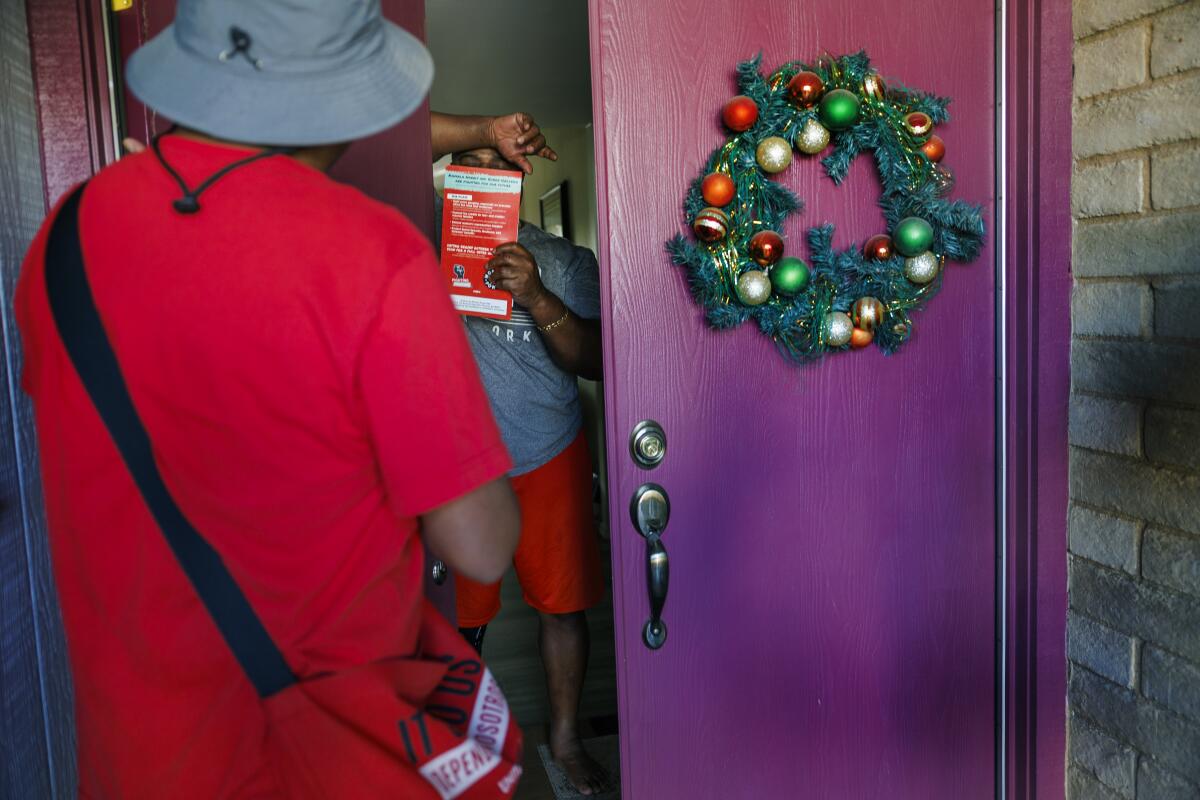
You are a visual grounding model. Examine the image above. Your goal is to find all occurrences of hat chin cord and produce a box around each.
[150,129,296,214]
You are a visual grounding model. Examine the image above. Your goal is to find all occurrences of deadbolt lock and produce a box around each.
[630,419,666,469]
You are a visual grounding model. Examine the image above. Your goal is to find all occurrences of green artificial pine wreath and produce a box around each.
[666,52,986,362]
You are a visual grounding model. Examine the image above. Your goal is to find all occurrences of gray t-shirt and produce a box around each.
[435,199,601,474]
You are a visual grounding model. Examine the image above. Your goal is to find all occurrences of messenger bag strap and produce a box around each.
[44,183,295,698]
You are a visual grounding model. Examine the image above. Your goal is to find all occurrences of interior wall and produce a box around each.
[1067,0,1200,796]
[518,124,599,255]
[426,0,591,128]
[0,0,75,796]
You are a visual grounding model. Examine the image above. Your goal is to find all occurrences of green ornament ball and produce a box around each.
[893,216,935,257]
[818,89,861,131]
[770,257,810,295]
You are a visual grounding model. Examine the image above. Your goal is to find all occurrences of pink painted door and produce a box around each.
[589,1,997,797]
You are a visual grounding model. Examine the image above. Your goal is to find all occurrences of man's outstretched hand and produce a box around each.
[487,112,558,174]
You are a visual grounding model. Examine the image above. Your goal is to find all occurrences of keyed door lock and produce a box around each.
[629,419,666,469]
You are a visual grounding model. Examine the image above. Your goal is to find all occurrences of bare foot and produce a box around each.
[550,736,610,796]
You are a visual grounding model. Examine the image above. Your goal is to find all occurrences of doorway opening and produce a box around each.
[103,0,617,794]
[426,3,619,798]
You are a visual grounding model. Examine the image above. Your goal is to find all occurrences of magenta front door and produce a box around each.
[590,1,997,797]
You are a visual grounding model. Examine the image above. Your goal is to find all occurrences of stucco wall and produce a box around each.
[1068,1,1200,796]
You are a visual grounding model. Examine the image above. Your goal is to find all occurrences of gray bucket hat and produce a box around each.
[125,0,433,147]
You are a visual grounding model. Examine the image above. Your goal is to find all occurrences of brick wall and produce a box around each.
[1068,0,1200,797]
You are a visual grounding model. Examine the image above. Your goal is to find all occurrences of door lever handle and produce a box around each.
[643,533,669,649]
[631,483,670,649]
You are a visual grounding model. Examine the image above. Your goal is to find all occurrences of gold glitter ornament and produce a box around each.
[904,251,941,285]
[824,311,854,346]
[755,136,793,173]
[795,117,831,155]
[736,270,772,305]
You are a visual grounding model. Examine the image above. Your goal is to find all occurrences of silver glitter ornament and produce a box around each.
[823,311,854,346]
[796,117,831,155]
[755,136,793,173]
[736,270,772,305]
[904,250,941,285]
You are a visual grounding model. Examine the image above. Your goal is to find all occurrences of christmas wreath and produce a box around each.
[666,52,986,361]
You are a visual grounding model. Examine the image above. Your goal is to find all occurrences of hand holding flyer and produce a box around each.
[440,165,523,319]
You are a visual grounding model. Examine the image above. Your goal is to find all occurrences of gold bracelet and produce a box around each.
[537,309,571,332]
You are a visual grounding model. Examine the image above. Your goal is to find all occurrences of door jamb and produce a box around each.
[1001,0,1071,797]
[25,0,120,212]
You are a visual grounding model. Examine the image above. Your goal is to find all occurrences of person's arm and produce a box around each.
[487,242,603,380]
[431,111,558,174]
[421,477,519,583]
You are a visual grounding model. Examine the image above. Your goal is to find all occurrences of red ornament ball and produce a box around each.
[693,207,730,243]
[863,234,894,261]
[722,95,759,132]
[905,111,933,137]
[748,230,785,266]
[701,172,736,207]
[921,134,946,163]
[787,71,825,108]
[850,327,874,349]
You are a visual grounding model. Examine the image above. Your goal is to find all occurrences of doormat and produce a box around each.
[536,734,620,800]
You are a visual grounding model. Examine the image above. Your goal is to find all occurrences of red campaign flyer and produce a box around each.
[440,165,523,319]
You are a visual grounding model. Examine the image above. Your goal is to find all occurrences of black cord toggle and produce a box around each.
[172,195,201,215]
[150,130,295,215]
[218,26,262,70]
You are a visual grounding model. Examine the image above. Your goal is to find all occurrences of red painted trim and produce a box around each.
[1005,0,1071,797]
[25,0,118,211]
[112,0,176,146]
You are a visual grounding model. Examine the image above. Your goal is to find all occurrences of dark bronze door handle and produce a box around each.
[631,483,670,649]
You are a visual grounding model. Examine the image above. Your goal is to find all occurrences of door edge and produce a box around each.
[1001,0,1072,797]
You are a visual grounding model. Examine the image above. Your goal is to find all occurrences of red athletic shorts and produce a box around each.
[456,432,605,627]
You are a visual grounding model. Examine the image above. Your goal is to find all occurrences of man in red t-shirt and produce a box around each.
[15,1,538,796]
